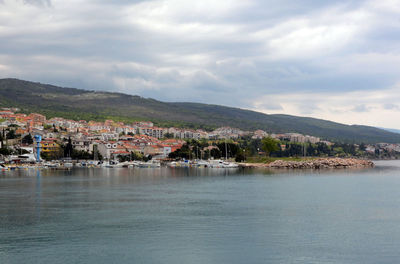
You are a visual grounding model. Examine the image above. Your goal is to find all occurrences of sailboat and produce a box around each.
[209,139,239,168]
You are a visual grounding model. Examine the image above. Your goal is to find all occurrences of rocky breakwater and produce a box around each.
[266,158,374,169]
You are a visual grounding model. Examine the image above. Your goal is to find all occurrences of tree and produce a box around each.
[216,141,239,159]
[40,147,64,161]
[169,143,192,160]
[210,148,222,159]
[130,151,143,161]
[117,154,130,162]
[22,134,34,145]
[0,147,12,156]
[6,129,16,139]
[163,133,174,139]
[261,137,280,156]
[71,149,92,160]
[287,143,303,157]
[0,131,3,148]
[375,148,380,157]
[64,137,73,157]
[14,148,30,155]
[202,149,210,160]
[316,142,331,156]
[235,149,245,162]
[359,143,366,151]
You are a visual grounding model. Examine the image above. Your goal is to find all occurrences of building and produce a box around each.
[40,139,60,153]
[138,126,167,139]
[72,139,91,152]
[252,130,268,139]
[28,113,46,124]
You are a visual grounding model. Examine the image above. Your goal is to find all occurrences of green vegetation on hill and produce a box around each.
[0,78,399,144]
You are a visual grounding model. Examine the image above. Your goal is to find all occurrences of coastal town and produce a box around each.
[3,1,400,262]
[0,107,395,169]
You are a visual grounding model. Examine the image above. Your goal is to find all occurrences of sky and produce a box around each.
[1,0,400,128]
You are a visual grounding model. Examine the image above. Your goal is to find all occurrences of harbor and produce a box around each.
[0,157,376,171]
[0,159,241,171]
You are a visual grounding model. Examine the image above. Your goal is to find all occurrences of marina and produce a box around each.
[0,159,241,171]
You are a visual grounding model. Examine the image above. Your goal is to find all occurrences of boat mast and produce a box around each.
[225,139,228,160]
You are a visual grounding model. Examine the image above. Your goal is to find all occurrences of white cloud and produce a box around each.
[250,5,371,60]
[1,0,400,128]
[252,84,400,128]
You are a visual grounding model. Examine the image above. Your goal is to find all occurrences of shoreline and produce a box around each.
[0,158,375,171]
[240,158,374,169]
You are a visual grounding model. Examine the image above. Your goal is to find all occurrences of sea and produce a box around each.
[1,160,400,264]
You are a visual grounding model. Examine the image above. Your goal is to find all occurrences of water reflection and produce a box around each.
[0,166,374,228]
[0,168,245,226]
[35,169,41,222]
[2,162,400,264]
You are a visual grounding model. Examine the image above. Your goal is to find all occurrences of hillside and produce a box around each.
[0,78,399,144]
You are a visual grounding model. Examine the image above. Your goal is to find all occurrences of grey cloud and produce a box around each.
[352,104,370,112]
[298,103,321,115]
[23,0,51,7]
[255,102,283,111]
[0,0,400,119]
[383,103,400,111]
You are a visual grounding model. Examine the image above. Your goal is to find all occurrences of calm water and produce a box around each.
[1,161,400,263]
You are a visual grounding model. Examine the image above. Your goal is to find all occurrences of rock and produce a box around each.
[264,158,374,169]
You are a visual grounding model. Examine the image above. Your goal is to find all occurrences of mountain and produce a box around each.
[0,78,399,144]
[380,127,400,134]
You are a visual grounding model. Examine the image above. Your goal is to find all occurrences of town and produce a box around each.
[0,107,398,168]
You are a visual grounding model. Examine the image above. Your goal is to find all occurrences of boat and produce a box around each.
[64,162,73,168]
[101,160,125,168]
[208,140,239,168]
[168,160,191,168]
[191,160,210,168]
[123,161,141,168]
[44,162,60,168]
[209,160,239,168]
[138,161,161,168]
[221,161,239,168]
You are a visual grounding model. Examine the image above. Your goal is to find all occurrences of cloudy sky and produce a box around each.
[1,0,400,128]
